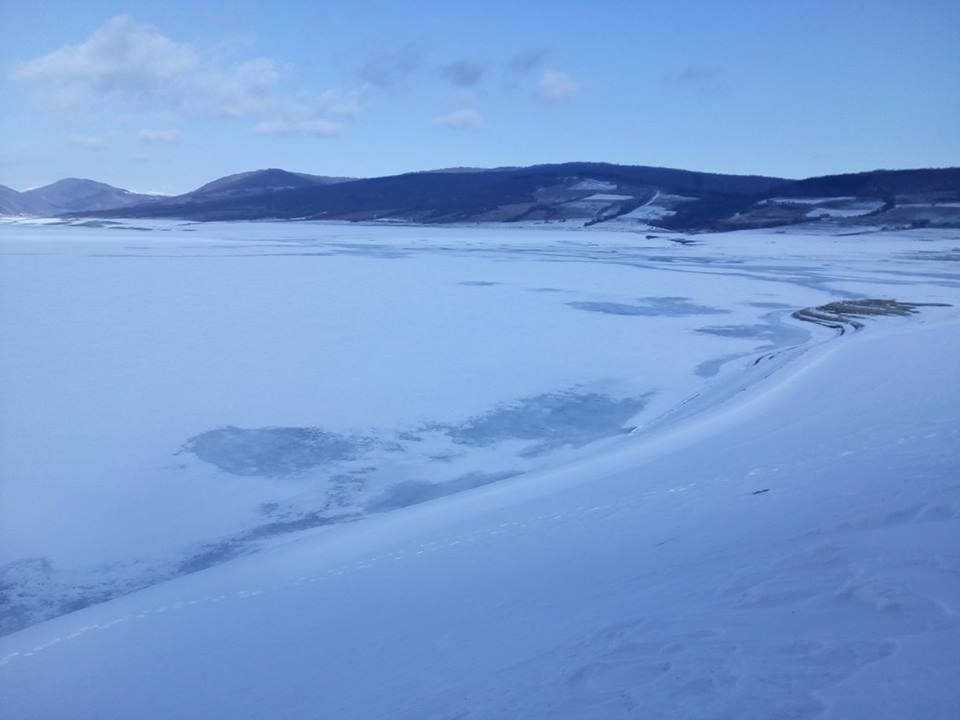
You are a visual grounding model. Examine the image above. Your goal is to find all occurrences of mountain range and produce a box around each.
[0,178,164,216]
[3,164,959,232]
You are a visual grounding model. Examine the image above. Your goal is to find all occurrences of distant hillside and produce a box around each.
[715,168,960,231]
[8,164,960,231]
[81,162,792,228]
[184,169,355,201]
[0,184,57,215]
[0,170,353,217]
[774,167,960,199]
[22,178,162,214]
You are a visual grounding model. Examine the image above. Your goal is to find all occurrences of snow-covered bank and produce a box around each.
[2,309,959,719]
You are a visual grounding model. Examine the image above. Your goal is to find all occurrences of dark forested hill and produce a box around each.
[8,164,959,231]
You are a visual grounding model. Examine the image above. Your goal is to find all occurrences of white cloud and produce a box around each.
[14,14,360,137]
[433,108,485,129]
[15,16,198,109]
[70,134,107,151]
[250,87,364,139]
[203,57,285,119]
[253,118,341,137]
[138,129,183,144]
[538,69,579,102]
[314,88,366,119]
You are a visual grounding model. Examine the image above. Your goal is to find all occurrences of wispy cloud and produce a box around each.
[670,66,723,85]
[508,49,546,74]
[314,88,367,119]
[252,88,364,138]
[433,108,485,129]
[70,134,107,151]
[203,57,286,118]
[358,43,422,88]
[138,128,183,145]
[441,60,486,88]
[537,69,579,102]
[253,118,342,137]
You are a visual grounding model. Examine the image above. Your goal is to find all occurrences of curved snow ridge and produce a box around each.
[632,298,955,449]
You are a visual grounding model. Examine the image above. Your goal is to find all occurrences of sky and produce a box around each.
[1,0,958,194]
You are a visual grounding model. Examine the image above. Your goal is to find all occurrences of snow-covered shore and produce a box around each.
[2,302,958,719]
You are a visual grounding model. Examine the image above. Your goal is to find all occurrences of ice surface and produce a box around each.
[1,292,958,719]
[182,426,364,476]
[442,390,649,455]
[569,295,732,317]
[1,218,959,711]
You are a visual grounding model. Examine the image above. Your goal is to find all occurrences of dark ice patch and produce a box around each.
[182,425,362,476]
[567,301,653,316]
[176,540,247,575]
[695,353,752,378]
[696,315,809,346]
[445,391,650,455]
[458,280,500,287]
[241,512,341,541]
[696,324,786,341]
[367,470,521,512]
[747,301,793,309]
[58,219,120,228]
[180,506,362,575]
[569,296,730,317]
[909,250,960,262]
[326,474,367,508]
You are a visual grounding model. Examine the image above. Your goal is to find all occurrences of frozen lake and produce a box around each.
[2,219,959,633]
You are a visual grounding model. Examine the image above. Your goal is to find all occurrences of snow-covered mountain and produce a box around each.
[0,184,56,215]
[0,171,353,218]
[0,219,958,717]
[20,178,163,213]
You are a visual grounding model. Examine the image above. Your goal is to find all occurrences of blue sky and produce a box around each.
[2,0,958,193]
